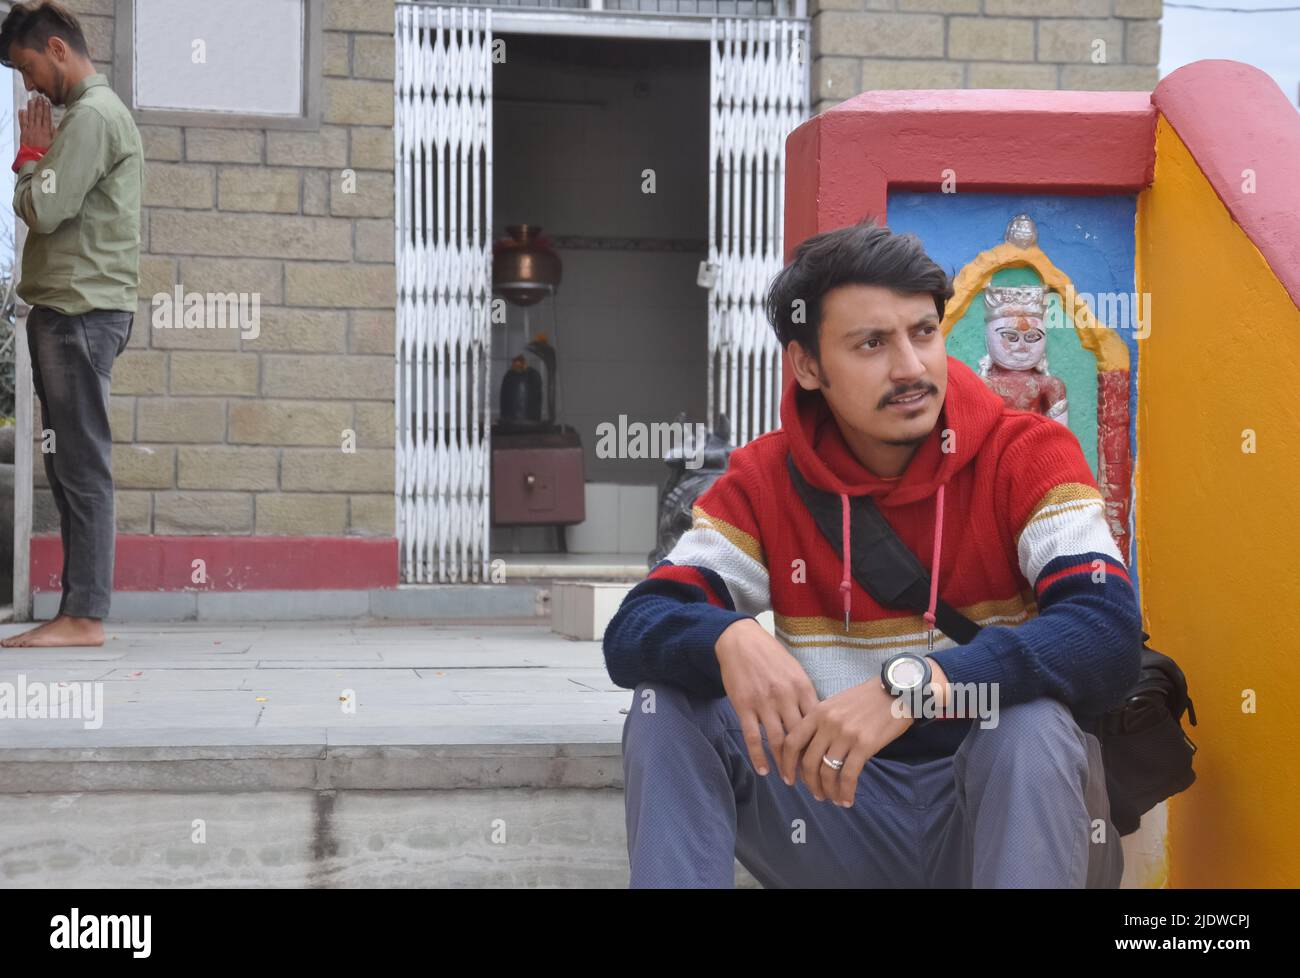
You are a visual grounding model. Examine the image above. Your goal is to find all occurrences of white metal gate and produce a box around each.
[707,16,807,447]
[395,3,494,583]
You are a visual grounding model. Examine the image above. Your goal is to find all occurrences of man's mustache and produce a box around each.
[879,384,935,408]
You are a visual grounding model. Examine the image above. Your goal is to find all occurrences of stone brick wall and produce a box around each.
[810,0,1162,113]
[31,0,397,539]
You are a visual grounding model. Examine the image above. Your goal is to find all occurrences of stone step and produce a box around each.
[0,620,1157,888]
[31,585,556,623]
[0,740,767,888]
[551,581,635,641]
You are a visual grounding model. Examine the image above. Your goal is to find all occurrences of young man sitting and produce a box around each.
[602,220,1141,888]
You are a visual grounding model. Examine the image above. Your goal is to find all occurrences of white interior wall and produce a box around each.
[491,33,710,490]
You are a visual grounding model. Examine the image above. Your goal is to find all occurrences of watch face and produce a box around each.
[887,657,925,691]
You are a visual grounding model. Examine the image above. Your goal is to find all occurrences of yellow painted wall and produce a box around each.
[1136,117,1300,887]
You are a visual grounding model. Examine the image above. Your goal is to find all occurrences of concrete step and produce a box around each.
[30,575,646,624]
[0,740,768,887]
[551,581,635,641]
[0,620,1160,888]
[0,620,757,887]
[31,586,550,623]
[0,741,632,887]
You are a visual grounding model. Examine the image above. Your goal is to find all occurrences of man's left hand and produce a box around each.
[780,678,915,808]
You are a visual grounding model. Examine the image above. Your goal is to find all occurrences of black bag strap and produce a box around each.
[786,454,982,645]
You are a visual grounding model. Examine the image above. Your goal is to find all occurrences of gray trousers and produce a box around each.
[622,681,1124,888]
[26,305,133,620]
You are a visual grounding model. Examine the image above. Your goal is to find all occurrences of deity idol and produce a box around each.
[977,283,1069,426]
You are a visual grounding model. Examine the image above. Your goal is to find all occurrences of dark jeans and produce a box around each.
[26,305,134,620]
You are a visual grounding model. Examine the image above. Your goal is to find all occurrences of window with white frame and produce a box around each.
[117,0,321,128]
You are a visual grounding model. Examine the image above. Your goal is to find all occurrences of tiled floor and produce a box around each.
[0,621,631,749]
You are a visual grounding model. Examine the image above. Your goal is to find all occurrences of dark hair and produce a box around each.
[763,218,954,360]
[0,1,90,68]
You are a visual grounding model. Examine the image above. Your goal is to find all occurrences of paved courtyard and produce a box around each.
[0,621,630,750]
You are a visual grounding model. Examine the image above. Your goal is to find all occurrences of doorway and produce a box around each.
[394,4,807,584]
[489,32,709,573]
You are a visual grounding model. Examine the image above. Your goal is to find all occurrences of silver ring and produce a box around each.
[821,754,844,770]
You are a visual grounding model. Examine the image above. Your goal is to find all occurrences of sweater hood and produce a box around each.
[782,355,1007,508]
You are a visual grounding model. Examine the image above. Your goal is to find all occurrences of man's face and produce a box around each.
[790,283,948,449]
[9,40,68,105]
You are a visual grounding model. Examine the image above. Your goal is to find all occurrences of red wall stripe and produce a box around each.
[30,535,400,592]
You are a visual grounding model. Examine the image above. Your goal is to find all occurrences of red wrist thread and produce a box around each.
[12,144,46,173]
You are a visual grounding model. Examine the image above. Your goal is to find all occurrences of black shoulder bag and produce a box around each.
[786,454,1197,836]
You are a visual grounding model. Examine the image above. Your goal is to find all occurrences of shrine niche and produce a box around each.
[941,214,1133,558]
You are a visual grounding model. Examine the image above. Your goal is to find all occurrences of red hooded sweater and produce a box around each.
[603,355,1143,761]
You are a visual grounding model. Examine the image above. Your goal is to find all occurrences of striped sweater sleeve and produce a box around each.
[928,417,1143,716]
[602,449,772,696]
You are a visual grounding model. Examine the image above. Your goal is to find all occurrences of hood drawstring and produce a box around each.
[924,485,945,652]
[838,484,947,639]
[839,493,852,632]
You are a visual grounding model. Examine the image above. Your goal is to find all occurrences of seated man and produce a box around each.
[602,219,1141,888]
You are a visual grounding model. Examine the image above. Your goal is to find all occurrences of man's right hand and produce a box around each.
[18,95,55,152]
[714,618,820,785]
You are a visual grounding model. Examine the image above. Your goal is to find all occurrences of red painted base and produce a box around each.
[30,535,400,592]
[1097,369,1133,562]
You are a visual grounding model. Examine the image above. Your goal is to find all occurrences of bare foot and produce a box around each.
[3,614,105,648]
[1,620,54,647]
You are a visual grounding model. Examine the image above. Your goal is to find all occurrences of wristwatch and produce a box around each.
[880,652,935,727]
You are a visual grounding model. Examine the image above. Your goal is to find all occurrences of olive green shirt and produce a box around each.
[13,74,144,315]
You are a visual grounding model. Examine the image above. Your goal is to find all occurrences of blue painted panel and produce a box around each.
[885,191,1142,594]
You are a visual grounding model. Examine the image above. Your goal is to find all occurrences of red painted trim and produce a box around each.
[784,89,1156,261]
[1097,369,1133,562]
[30,535,399,592]
[1152,60,1300,310]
